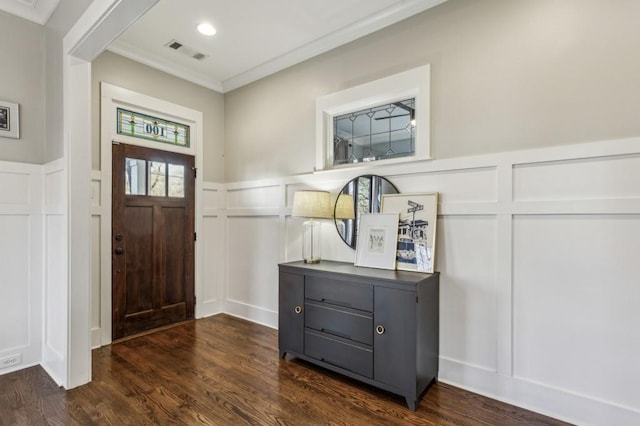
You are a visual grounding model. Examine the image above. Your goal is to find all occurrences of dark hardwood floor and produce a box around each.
[0,314,569,425]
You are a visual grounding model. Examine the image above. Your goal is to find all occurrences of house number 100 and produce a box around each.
[145,124,166,138]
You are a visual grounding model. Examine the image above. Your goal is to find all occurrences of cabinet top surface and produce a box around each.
[279,260,438,285]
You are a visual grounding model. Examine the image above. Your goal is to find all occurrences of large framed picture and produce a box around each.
[355,213,399,270]
[381,192,439,273]
[0,100,20,139]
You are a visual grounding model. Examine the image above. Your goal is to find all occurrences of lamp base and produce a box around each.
[302,218,322,264]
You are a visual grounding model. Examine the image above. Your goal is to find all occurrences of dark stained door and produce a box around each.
[112,143,195,340]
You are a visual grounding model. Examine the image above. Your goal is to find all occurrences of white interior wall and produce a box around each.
[0,11,46,164]
[9,126,639,424]
[2,1,639,424]
[224,0,640,182]
[218,137,640,425]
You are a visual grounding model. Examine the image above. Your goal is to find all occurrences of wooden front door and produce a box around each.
[112,143,195,340]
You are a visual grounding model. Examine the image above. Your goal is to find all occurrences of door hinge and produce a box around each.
[192,167,197,178]
[194,232,197,241]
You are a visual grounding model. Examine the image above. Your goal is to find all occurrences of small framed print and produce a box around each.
[0,100,20,139]
[355,213,399,270]
[382,192,439,273]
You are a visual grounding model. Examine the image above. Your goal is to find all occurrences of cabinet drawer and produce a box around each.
[304,330,373,378]
[305,276,373,312]
[305,301,373,345]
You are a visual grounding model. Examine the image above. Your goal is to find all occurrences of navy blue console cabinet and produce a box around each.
[278,260,439,410]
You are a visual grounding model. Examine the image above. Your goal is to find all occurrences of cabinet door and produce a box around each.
[373,286,416,391]
[279,272,305,357]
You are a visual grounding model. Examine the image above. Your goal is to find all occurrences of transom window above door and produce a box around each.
[125,157,185,198]
[117,108,190,148]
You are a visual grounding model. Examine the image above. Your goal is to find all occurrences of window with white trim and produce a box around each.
[315,65,430,171]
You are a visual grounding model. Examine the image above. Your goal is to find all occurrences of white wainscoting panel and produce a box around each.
[91,179,101,208]
[389,167,498,204]
[227,185,281,209]
[90,172,108,348]
[513,214,640,411]
[437,215,498,372]
[90,215,101,348]
[0,162,42,377]
[203,187,221,211]
[42,161,68,386]
[225,216,280,327]
[200,215,223,317]
[284,216,304,263]
[513,153,640,202]
[0,171,30,205]
[0,216,31,349]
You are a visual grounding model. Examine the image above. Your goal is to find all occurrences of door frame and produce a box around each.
[62,0,160,389]
[99,82,204,347]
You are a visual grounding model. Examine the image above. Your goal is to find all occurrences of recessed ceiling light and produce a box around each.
[197,22,216,37]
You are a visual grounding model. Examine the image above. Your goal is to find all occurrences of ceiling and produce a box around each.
[1,0,447,93]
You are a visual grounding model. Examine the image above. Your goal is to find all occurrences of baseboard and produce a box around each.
[223,299,278,329]
[91,328,101,349]
[439,357,640,426]
[197,298,222,318]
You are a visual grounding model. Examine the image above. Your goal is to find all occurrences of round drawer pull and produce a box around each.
[375,325,385,335]
[294,306,302,314]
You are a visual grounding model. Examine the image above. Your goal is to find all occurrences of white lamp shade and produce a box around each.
[292,190,332,219]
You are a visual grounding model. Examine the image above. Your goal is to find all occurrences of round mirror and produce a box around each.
[334,175,399,249]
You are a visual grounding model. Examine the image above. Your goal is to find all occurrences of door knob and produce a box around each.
[114,247,124,255]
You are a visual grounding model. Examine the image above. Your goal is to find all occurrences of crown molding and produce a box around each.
[107,40,224,93]
[0,0,60,25]
[221,0,447,92]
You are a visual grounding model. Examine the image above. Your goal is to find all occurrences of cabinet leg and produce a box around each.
[405,397,417,411]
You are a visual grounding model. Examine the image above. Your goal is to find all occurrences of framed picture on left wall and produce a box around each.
[0,100,20,139]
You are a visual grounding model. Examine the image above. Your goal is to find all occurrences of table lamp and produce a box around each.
[292,190,332,263]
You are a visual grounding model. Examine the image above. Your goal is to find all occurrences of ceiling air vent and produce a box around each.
[164,39,207,61]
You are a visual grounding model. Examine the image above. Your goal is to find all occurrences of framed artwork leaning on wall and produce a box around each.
[355,213,399,270]
[382,192,439,273]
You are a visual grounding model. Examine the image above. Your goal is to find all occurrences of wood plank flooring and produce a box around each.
[0,314,570,425]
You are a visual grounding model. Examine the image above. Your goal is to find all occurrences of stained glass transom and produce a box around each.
[117,108,190,147]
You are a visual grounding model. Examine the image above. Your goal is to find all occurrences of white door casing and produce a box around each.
[99,82,204,346]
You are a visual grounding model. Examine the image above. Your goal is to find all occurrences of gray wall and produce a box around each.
[224,0,640,182]
[91,51,225,182]
[0,11,45,164]
[44,0,93,162]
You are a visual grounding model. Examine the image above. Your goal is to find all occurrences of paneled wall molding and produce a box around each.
[87,136,640,425]
[217,136,640,426]
[41,158,67,386]
[0,161,43,377]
